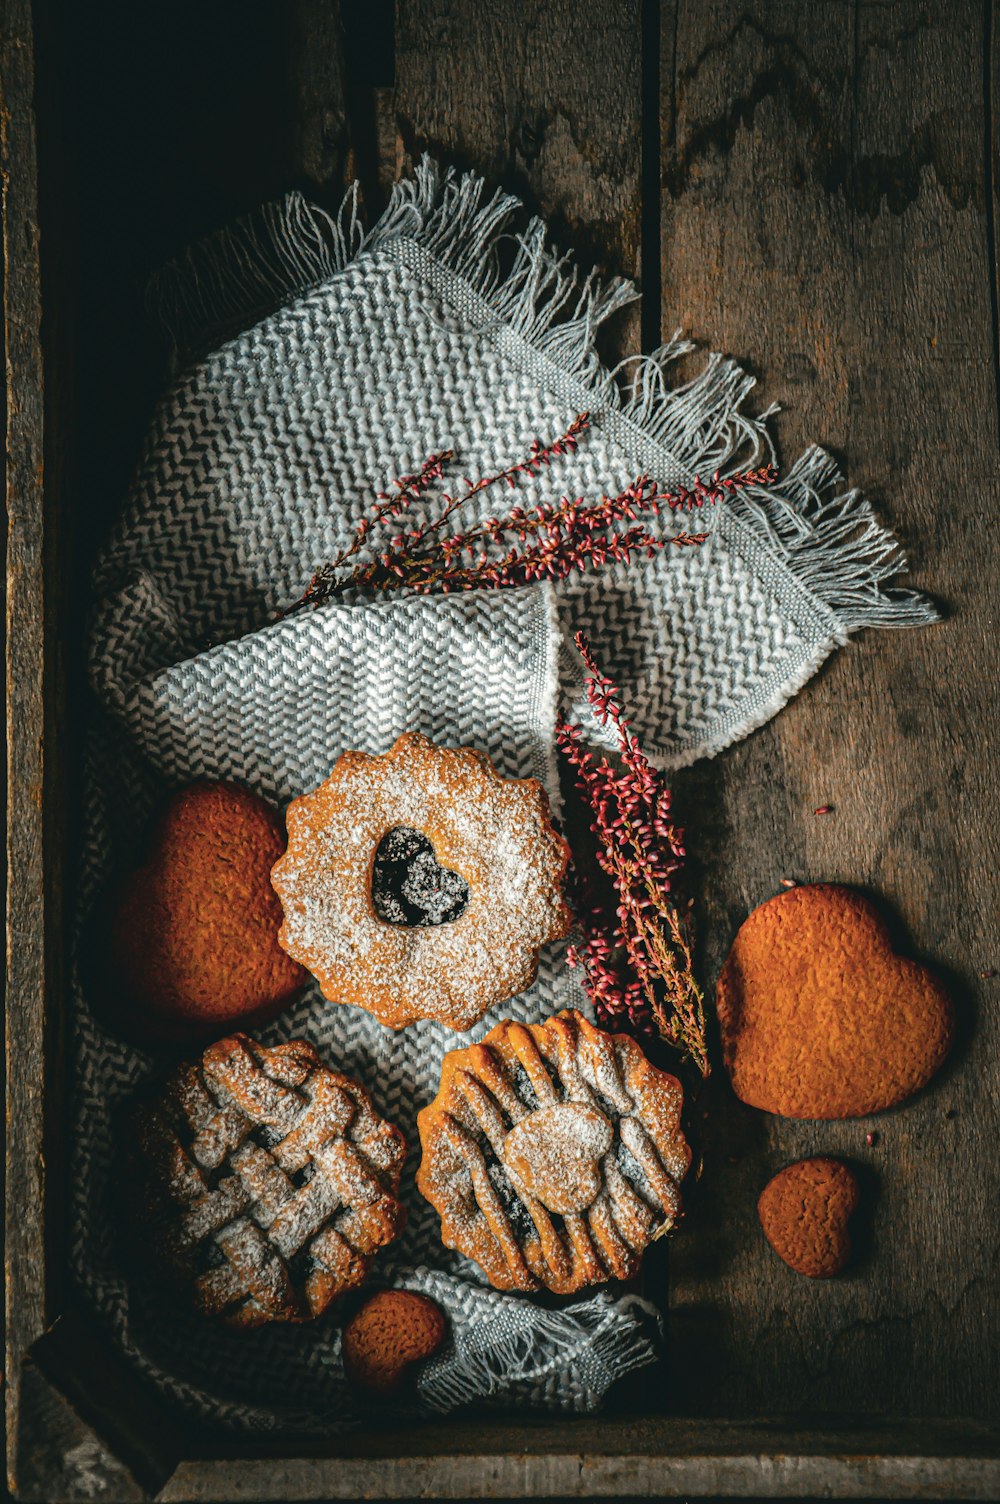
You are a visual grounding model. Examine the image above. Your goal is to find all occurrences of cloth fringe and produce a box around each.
[416,1294,659,1414]
[149,154,937,646]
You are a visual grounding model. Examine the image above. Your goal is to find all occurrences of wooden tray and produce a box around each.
[6,0,999,1496]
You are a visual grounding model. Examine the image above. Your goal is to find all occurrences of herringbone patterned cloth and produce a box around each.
[73,159,935,1435]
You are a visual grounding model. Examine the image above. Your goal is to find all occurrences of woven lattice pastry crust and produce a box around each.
[416,1009,690,1293]
[271,732,572,1031]
[132,1033,407,1327]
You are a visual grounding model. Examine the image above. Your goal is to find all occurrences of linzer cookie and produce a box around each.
[717,883,954,1118]
[271,732,571,1032]
[758,1157,860,1277]
[131,1033,407,1327]
[416,1009,690,1294]
[102,780,306,1045]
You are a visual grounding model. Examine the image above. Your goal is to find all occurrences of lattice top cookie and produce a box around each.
[132,1033,407,1327]
[271,732,572,1031]
[416,1009,690,1293]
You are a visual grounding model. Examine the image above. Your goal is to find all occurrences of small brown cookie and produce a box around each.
[717,884,954,1118]
[342,1290,447,1395]
[417,1009,691,1294]
[103,780,306,1045]
[271,732,572,1032]
[131,1033,408,1328]
[758,1157,860,1277]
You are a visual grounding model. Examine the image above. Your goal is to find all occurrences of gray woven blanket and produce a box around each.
[74,157,936,1435]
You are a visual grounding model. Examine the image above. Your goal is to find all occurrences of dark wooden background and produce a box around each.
[8,0,1000,1481]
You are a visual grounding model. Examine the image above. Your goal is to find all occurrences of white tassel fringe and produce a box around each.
[149,155,938,634]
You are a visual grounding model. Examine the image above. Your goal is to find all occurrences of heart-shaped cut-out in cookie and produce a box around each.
[718,883,954,1118]
[501,1101,613,1214]
[758,1157,859,1277]
[371,826,470,927]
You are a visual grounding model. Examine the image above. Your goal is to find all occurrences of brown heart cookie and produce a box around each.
[758,1157,860,1278]
[717,883,954,1118]
[102,781,306,1045]
[342,1290,447,1395]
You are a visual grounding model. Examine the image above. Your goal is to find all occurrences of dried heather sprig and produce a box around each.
[557,632,710,1077]
[277,412,777,614]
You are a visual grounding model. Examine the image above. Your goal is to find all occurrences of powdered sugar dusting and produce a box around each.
[271,734,571,1031]
[416,1009,691,1293]
[135,1034,407,1327]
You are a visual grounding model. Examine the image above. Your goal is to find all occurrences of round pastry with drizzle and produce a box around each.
[271,732,572,1032]
[416,1009,691,1293]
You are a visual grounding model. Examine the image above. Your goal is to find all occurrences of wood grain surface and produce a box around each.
[395,0,646,358]
[3,0,50,1488]
[660,0,1000,1420]
[5,0,1000,1495]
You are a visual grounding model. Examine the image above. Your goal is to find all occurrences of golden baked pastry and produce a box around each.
[717,883,955,1118]
[102,780,306,1046]
[132,1033,407,1327]
[271,732,572,1031]
[416,1009,690,1293]
[757,1157,859,1278]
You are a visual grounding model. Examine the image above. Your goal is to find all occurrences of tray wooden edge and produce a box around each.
[4,0,1000,1497]
[4,0,52,1491]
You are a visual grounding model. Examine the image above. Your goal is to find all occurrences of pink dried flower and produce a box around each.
[277,414,777,615]
[556,633,710,1077]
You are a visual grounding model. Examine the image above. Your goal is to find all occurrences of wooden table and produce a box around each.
[5,0,999,1496]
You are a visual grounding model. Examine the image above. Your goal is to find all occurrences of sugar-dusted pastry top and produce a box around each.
[417,1009,691,1294]
[271,732,572,1032]
[132,1033,407,1328]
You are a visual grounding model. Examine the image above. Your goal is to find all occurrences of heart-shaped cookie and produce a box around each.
[100,781,306,1046]
[501,1102,613,1214]
[758,1157,859,1277]
[717,884,954,1118]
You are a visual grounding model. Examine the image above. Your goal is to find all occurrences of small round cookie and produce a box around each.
[103,780,306,1045]
[417,1009,691,1294]
[758,1157,860,1277]
[271,732,572,1032]
[717,884,954,1118]
[342,1290,447,1395]
[131,1033,407,1328]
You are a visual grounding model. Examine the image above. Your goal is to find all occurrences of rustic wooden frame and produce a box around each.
[6,0,1000,1496]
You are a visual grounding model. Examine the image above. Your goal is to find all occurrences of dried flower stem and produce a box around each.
[278,413,777,614]
[557,633,710,1076]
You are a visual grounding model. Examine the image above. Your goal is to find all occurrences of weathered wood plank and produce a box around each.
[5,5,352,1498]
[3,0,52,1490]
[160,1416,1000,1500]
[394,0,646,358]
[662,0,1000,1419]
[15,1361,143,1504]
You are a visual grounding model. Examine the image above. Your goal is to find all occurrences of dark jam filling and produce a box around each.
[511,1063,538,1108]
[287,1247,319,1283]
[372,826,470,927]
[195,1238,227,1275]
[486,1161,536,1241]
[288,1161,315,1189]
[615,1141,652,1200]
